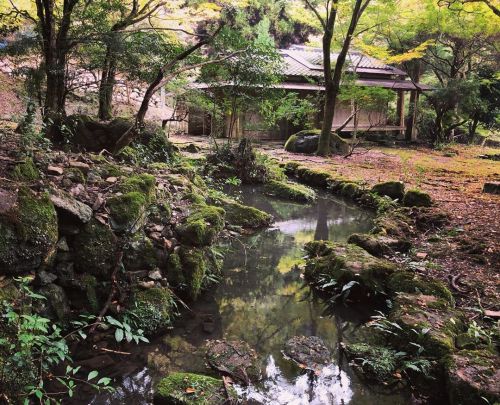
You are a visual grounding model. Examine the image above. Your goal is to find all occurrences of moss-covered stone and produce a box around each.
[123,233,158,271]
[372,208,413,239]
[371,181,405,201]
[347,233,411,256]
[11,157,40,181]
[176,205,225,247]
[389,293,465,357]
[117,146,139,164]
[108,191,147,233]
[339,182,364,199]
[127,287,174,336]
[403,189,432,207]
[445,350,500,405]
[182,192,206,205]
[80,274,99,313]
[166,252,185,286]
[39,283,71,322]
[357,192,397,213]
[387,271,454,304]
[221,199,272,229]
[65,167,86,184]
[344,343,399,383]
[264,180,316,203]
[118,173,156,203]
[72,219,117,279]
[295,167,332,188]
[0,188,58,275]
[304,241,397,297]
[284,130,351,155]
[179,247,208,299]
[101,163,123,178]
[154,372,237,405]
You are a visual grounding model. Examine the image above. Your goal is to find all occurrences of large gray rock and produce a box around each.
[371,181,405,201]
[283,336,331,373]
[483,182,500,195]
[50,188,93,223]
[284,130,351,155]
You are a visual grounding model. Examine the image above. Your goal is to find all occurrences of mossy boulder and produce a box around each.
[107,192,147,233]
[284,130,351,155]
[344,343,400,383]
[206,339,261,385]
[176,206,225,247]
[295,167,332,188]
[403,189,432,207]
[372,208,413,239]
[221,199,272,229]
[445,350,500,405]
[304,241,397,298]
[127,287,174,336]
[166,252,185,286]
[179,247,209,299]
[339,182,364,199]
[358,192,397,213]
[118,173,156,202]
[154,372,237,405]
[347,233,411,256]
[72,219,117,279]
[39,283,71,322]
[123,233,158,271]
[371,181,405,201]
[11,157,40,181]
[389,293,465,357]
[387,271,454,304]
[0,188,58,275]
[264,180,316,203]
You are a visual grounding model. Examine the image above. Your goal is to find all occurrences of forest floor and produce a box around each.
[172,133,500,317]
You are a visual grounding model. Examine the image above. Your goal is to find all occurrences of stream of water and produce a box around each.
[86,187,411,405]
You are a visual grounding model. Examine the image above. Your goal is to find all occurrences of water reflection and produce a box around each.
[236,356,353,405]
[89,189,412,404]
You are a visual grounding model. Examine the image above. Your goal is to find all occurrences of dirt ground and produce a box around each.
[171,133,500,315]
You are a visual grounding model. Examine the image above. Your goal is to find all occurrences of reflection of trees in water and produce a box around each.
[221,229,294,300]
[314,198,329,241]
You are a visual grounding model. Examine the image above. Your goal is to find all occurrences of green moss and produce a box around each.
[118,173,156,203]
[107,192,147,233]
[123,233,158,271]
[66,167,86,183]
[445,350,499,405]
[176,205,225,246]
[295,166,332,188]
[182,192,206,205]
[155,372,237,405]
[222,199,272,228]
[283,161,301,175]
[340,182,363,199]
[371,181,405,201]
[128,287,174,336]
[387,271,454,305]
[101,163,123,178]
[80,274,99,313]
[304,241,397,297]
[117,146,139,164]
[148,162,169,171]
[11,158,40,181]
[344,343,399,382]
[389,293,465,357]
[403,189,432,207]
[179,247,208,299]
[284,134,299,152]
[0,188,58,275]
[167,252,185,286]
[73,219,117,279]
[264,180,316,203]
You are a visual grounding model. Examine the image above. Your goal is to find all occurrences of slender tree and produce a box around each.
[305,0,371,156]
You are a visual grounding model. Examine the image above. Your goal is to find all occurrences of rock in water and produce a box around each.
[283,336,331,374]
[205,340,261,385]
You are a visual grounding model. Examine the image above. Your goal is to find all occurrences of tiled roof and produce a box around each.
[281,45,407,78]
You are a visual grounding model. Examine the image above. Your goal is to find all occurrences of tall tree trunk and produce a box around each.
[98,45,117,120]
[316,0,370,156]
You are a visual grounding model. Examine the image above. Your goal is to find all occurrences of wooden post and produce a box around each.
[396,90,405,136]
[411,91,420,141]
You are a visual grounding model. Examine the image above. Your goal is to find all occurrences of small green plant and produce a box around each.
[0,277,113,404]
[105,315,149,344]
[225,176,242,186]
[467,320,494,347]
